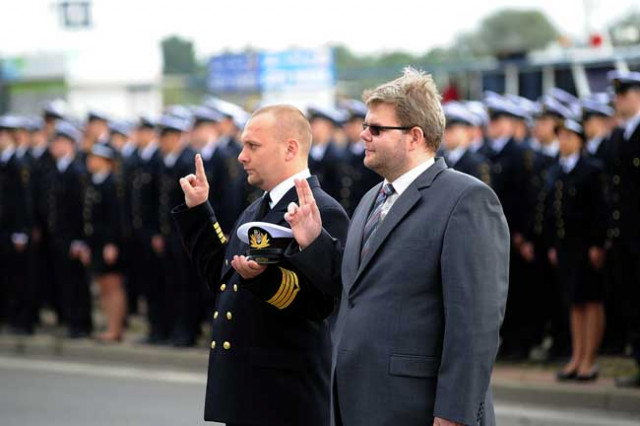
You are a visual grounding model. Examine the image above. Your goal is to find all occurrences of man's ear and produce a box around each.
[285,138,299,160]
[408,126,425,151]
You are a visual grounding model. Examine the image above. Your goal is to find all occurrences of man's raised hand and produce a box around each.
[180,154,210,208]
[284,178,322,250]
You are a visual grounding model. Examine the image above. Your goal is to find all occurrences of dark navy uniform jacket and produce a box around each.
[172,175,349,426]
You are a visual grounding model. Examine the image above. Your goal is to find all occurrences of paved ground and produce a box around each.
[2,313,640,424]
[2,355,640,426]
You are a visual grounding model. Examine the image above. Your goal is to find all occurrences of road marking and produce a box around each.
[0,355,206,385]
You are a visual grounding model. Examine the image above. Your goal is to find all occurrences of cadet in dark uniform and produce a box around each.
[42,100,66,142]
[108,121,136,315]
[0,116,33,334]
[483,95,535,360]
[524,96,569,360]
[29,115,59,318]
[79,111,110,164]
[128,116,168,343]
[442,102,491,185]
[43,122,92,338]
[340,100,381,216]
[208,101,259,235]
[581,98,622,355]
[547,119,607,382]
[583,99,615,162]
[156,115,201,347]
[190,106,223,204]
[605,72,640,388]
[307,105,347,203]
[84,143,126,342]
[172,105,349,426]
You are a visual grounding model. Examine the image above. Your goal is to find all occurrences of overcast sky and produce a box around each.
[0,0,637,59]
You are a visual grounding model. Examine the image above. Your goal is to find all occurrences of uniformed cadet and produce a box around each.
[127,116,168,344]
[580,97,623,355]
[42,122,93,338]
[190,106,223,205]
[207,99,260,235]
[582,99,615,162]
[483,95,535,360]
[108,121,136,314]
[465,100,490,154]
[0,116,33,334]
[339,99,381,216]
[307,105,348,203]
[84,143,126,342]
[172,104,349,426]
[28,115,58,318]
[506,94,538,148]
[156,115,201,347]
[41,100,66,142]
[80,111,110,164]
[546,119,607,382]
[522,95,569,359]
[109,121,136,159]
[605,71,640,388]
[442,102,491,186]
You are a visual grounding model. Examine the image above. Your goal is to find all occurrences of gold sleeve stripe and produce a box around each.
[278,270,300,309]
[213,223,227,243]
[267,268,291,307]
[273,270,296,309]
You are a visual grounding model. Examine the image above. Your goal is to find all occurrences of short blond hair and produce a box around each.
[251,104,312,153]
[363,67,445,152]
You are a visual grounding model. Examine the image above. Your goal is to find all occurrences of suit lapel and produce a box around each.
[342,182,381,292]
[348,158,448,295]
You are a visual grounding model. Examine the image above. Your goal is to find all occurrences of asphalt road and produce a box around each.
[1,355,639,426]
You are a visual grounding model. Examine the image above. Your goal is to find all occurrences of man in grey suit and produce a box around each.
[283,68,510,426]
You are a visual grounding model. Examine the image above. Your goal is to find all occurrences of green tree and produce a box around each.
[473,9,559,56]
[608,10,640,46]
[161,35,196,75]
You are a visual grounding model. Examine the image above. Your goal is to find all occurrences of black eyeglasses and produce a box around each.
[362,123,413,136]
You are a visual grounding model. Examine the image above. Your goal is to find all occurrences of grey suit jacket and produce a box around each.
[288,158,510,426]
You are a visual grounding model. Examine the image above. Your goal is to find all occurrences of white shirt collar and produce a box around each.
[121,141,136,158]
[540,140,559,157]
[469,137,483,153]
[384,157,435,197]
[91,171,110,185]
[1,145,16,164]
[267,168,312,208]
[56,155,74,172]
[16,145,29,158]
[624,113,640,140]
[349,141,365,156]
[490,136,510,154]
[32,145,47,159]
[163,147,183,168]
[140,141,158,162]
[586,136,604,155]
[560,152,579,174]
[310,144,328,162]
[446,146,466,166]
[201,141,217,161]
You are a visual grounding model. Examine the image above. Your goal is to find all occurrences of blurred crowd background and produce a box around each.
[1,0,640,387]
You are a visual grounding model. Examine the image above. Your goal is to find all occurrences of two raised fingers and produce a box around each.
[294,178,315,207]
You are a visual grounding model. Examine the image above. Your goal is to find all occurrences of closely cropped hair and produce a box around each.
[251,104,312,152]
[363,67,445,152]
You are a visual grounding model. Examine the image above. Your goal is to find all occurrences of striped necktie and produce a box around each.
[361,183,394,260]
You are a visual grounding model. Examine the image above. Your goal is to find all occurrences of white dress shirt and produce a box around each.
[267,168,312,209]
[380,157,435,220]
